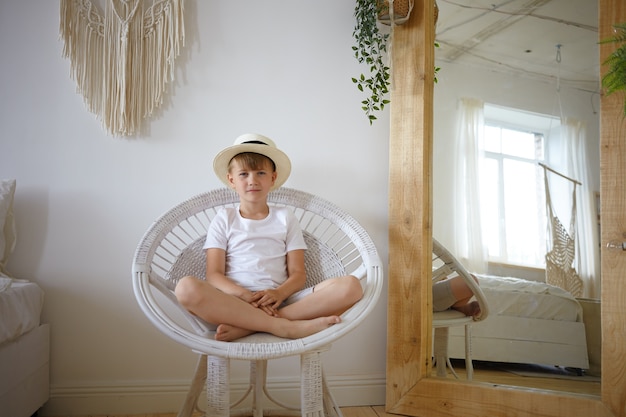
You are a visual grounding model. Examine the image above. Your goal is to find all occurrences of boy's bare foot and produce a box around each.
[280,316,341,339]
[215,324,255,342]
[453,301,481,317]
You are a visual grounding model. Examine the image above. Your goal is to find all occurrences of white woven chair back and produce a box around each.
[163,232,346,293]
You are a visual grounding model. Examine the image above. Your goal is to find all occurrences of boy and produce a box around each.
[175,134,363,341]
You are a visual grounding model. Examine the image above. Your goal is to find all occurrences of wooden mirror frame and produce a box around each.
[385,1,626,416]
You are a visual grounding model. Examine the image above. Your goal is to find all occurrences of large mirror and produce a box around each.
[432,0,600,396]
[386,0,626,416]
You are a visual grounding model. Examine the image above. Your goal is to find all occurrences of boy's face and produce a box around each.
[227,157,277,201]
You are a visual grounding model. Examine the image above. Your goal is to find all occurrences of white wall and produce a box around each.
[0,1,390,415]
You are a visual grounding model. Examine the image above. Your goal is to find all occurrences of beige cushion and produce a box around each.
[0,179,16,277]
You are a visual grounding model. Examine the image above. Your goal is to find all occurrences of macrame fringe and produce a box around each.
[543,167,583,297]
[60,0,185,136]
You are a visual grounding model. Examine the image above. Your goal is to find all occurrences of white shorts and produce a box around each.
[432,279,457,312]
[283,286,314,306]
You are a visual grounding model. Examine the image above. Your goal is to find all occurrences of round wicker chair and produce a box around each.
[132,187,383,417]
[432,238,489,380]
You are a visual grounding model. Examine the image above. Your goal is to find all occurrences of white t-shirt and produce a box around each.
[203,206,307,291]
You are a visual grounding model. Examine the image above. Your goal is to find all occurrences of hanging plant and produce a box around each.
[601,22,626,116]
[351,1,438,124]
[352,0,391,125]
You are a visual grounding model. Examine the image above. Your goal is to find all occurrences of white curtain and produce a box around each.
[452,98,488,273]
[562,118,601,298]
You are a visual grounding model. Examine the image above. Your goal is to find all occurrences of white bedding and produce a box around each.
[0,280,44,344]
[448,275,589,369]
[476,274,583,322]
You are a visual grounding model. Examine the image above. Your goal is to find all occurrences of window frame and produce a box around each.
[482,105,559,268]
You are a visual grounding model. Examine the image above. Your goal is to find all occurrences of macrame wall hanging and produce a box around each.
[541,163,584,298]
[60,0,185,137]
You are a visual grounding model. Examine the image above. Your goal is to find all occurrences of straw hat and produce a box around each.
[213,133,292,190]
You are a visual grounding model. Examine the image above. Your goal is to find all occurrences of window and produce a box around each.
[481,105,558,268]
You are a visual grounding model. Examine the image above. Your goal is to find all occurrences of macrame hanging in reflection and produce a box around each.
[60,0,185,136]
[542,164,583,297]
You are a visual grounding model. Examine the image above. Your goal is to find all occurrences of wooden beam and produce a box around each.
[599,0,626,415]
[386,0,434,411]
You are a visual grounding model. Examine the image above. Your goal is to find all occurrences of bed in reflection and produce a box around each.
[448,274,590,371]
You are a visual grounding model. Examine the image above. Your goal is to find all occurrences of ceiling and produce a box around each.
[434,0,599,92]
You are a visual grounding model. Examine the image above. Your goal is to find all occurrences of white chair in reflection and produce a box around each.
[432,238,489,380]
[132,187,383,417]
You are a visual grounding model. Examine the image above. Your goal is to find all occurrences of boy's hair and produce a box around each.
[229,152,276,172]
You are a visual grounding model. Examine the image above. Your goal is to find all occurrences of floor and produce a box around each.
[447,359,600,396]
[57,360,601,417]
[57,407,397,417]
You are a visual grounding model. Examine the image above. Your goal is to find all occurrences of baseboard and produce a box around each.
[40,374,386,416]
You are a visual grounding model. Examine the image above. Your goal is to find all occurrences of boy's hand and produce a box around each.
[238,290,279,316]
[251,289,285,313]
[237,289,256,304]
[257,304,280,317]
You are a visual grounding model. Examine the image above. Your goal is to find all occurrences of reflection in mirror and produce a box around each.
[432,0,600,396]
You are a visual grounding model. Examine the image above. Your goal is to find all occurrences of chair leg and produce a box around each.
[300,351,325,417]
[464,324,473,381]
[232,360,300,416]
[433,327,449,378]
[251,360,266,417]
[197,351,334,417]
[322,373,343,417]
[177,354,207,417]
[206,355,231,417]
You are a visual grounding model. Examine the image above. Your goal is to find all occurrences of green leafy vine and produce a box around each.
[601,22,626,116]
[352,0,391,125]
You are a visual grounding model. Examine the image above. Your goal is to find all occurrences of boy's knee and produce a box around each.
[345,275,364,302]
[174,276,198,305]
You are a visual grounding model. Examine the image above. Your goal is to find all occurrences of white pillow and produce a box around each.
[0,179,16,278]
